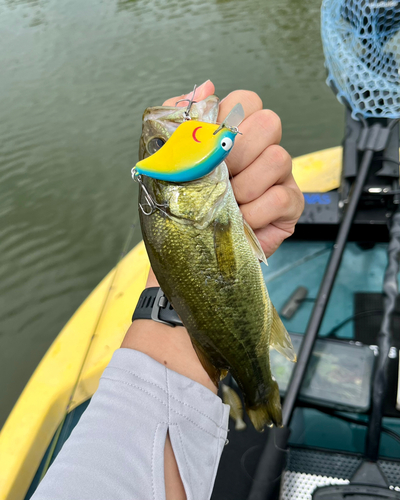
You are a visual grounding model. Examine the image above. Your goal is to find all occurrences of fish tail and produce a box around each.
[247,378,282,431]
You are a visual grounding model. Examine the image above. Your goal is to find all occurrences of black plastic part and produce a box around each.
[283,152,374,426]
[312,483,400,500]
[248,120,395,500]
[358,124,391,153]
[247,427,290,500]
[293,223,391,242]
[366,210,400,461]
[132,287,183,327]
[297,111,400,235]
[352,461,389,487]
[312,461,400,500]
[354,293,400,418]
[341,111,399,205]
[280,287,309,319]
[283,121,394,429]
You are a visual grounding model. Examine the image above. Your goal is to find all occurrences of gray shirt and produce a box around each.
[32,348,230,500]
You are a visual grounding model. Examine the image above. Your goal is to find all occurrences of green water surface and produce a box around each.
[0,0,344,428]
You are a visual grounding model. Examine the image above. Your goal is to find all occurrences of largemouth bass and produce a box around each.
[136,95,295,430]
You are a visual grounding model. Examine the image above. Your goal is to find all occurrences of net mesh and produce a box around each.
[321,0,400,119]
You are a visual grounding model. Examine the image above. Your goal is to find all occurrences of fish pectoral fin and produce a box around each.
[222,384,247,430]
[214,220,237,281]
[270,304,297,362]
[235,418,247,431]
[243,218,268,266]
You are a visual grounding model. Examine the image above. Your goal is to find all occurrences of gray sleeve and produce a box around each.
[32,348,230,500]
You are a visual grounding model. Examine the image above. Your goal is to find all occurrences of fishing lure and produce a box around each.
[133,97,244,183]
[135,120,236,182]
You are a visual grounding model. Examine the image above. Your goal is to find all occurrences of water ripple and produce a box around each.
[0,0,343,428]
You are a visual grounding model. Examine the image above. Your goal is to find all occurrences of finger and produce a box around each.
[240,182,304,230]
[217,90,263,123]
[231,145,292,205]
[254,224,295,259]
[162,80,215,107]
[225,109,282,176]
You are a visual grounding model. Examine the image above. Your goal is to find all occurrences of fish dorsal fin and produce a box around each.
[243,217,268,266]
[270,305,297,362]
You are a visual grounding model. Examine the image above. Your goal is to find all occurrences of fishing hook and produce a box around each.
[175,84,198,120]
[213,124,242,136]
[131,168,168,216]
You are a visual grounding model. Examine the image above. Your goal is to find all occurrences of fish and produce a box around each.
[221,383,247,431]
[135,94,296,431]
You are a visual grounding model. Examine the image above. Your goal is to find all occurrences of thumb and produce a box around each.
[162,80,215,107]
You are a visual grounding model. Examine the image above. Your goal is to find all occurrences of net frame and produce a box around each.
[321,0,400,119]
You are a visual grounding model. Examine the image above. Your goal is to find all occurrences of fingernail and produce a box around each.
[192,80,210,99]
[197,80,210,90]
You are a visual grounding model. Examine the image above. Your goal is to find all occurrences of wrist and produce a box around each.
[123,268,217,394]
[122,320,218,394]
[145,267,159,288]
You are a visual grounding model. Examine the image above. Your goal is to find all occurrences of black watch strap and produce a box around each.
[132,287,183,328]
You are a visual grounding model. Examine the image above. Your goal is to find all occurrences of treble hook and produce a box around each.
[175,84,197,121]
[131,168,168,216]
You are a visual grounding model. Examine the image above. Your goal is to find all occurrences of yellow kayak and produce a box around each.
[0,147,343,500]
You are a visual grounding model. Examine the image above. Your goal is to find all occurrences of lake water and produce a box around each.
[0,0,344,427]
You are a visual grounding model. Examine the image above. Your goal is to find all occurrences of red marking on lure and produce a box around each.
[192,126,202,143]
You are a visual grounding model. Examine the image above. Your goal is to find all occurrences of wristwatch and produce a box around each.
[132,287,183,328]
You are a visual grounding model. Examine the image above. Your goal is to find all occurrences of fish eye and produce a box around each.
[147,137,165,155]
[220,137,233,152]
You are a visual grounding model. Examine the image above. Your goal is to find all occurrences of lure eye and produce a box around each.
[147,137,165,155]
[220,137,233,152]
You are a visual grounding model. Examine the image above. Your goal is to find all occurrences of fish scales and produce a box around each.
[137,96,295,430]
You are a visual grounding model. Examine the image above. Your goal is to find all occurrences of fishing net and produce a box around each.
[321,0,400,119]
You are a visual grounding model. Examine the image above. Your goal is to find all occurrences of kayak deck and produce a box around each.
[0,242,150,500]
[1,145,399,500]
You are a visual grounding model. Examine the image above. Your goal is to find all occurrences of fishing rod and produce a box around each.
[248,1,400,498]
[365,209,400,461]
[312,208,400,496]
[248,120,395,500]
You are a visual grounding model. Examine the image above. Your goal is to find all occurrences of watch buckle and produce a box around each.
[151,288,175,327]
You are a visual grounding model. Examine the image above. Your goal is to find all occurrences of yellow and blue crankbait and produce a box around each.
[135,120,237,182]
[134,104,243,183]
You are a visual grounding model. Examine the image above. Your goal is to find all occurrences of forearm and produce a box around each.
[122,320,217,397]
[32,348,228,500]
[122,269,218,500]
[122,323,217,500]
[32,271,227,500]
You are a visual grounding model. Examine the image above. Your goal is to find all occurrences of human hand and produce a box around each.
[163,80,304,258]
